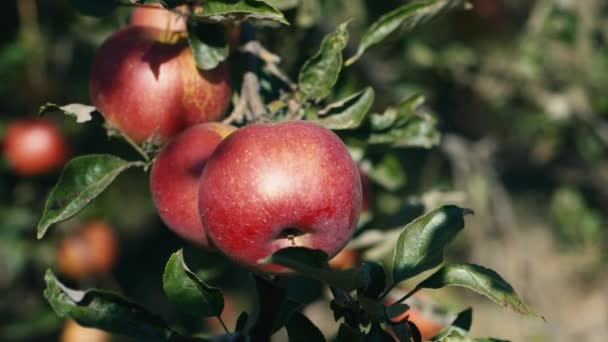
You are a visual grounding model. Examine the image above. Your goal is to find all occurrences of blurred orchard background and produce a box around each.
[1,0,607,341]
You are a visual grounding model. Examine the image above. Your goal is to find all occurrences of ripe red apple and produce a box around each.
[130,3,187,32]
[90,26,231,143]
[56,220,118,279]
[2,119,69,176]
[198,121,362,273]
[150,123,236,246]
[328,247,359,269]
[61,320,111,342]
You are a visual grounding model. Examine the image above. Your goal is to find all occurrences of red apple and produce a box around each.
[56,220,118,279]
[90,26,231,143]
[150,123,236,246]
[61,320,111,342]
[130,3,187,32]
[198,121,362,273]
[2,119,69,176]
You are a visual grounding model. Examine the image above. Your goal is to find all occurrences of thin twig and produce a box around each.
[240,41,297,90]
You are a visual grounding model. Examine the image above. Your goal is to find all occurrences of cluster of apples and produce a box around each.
[89,5,363,273]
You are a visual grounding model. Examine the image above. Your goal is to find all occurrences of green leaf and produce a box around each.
[39,103,96,123]
[259,247,370,291]
[163,250,224,318]
[188,23,230,71]
[37,155,143,239]
[433,330,472,342]
[367,154,407,191]
[452,308,473,332]
[385,303,410,321]
[368,94,440,148]
[68,0,118,17]
[248,276,287,341]
[43,270,172,341]
[285,312,326,342]
[393,206,472,283]
[366,322,395,341]
[416,264,541,318]
[346,0,464,65]
[431,308,473,341]
[336,324,362,342]
[308,87,375,130]
[360,262,386,300]
[358,296,386,322]
[298,21,350,102]
[190,0,288,25]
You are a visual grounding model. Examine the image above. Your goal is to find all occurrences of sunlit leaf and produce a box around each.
[308,87,375,130]
[346,0,464,65]
[43,270,172,341]
[190,0,288,24]
[393,206,472,283]
[37,155,143,239]
[163,250,224,317]
[416,264,542,318]
[298,21,350,102]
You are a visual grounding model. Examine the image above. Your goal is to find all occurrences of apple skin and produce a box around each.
[2,119,69,176]
[130,3,187,32]
[61,320,111,342]
[56,220,118,279]
[150,123,236,246]
[198,121,362,273]
[90,26,231,143]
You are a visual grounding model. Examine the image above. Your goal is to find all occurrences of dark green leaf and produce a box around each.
[308,87,375,130]
[260,247,370,291]
[37,155,143,239]
[358,296,386,322]
[452,308,473,332]
[43,270,172,341]
[39,103,96,123]
[285,312,326,342]
[360,262,386,300]
[336,324,362,342]
[365,322,394,341]
[272,299,304,332]
[68,0,117,17]
[298,21,350,102]
[235,312,249,332]
[385,303,410,321]
[248,276,287,341]
[163,250,224,317]
[393,206,472,283]
[408,320,423,342]
[189,0,288,24]
[368,94,440,148]
[389,318,412,342]
[416,264,541,318]
[346,0,464,65]
[188,23,229,71]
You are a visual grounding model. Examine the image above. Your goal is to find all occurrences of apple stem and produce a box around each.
[216,315,229,333]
